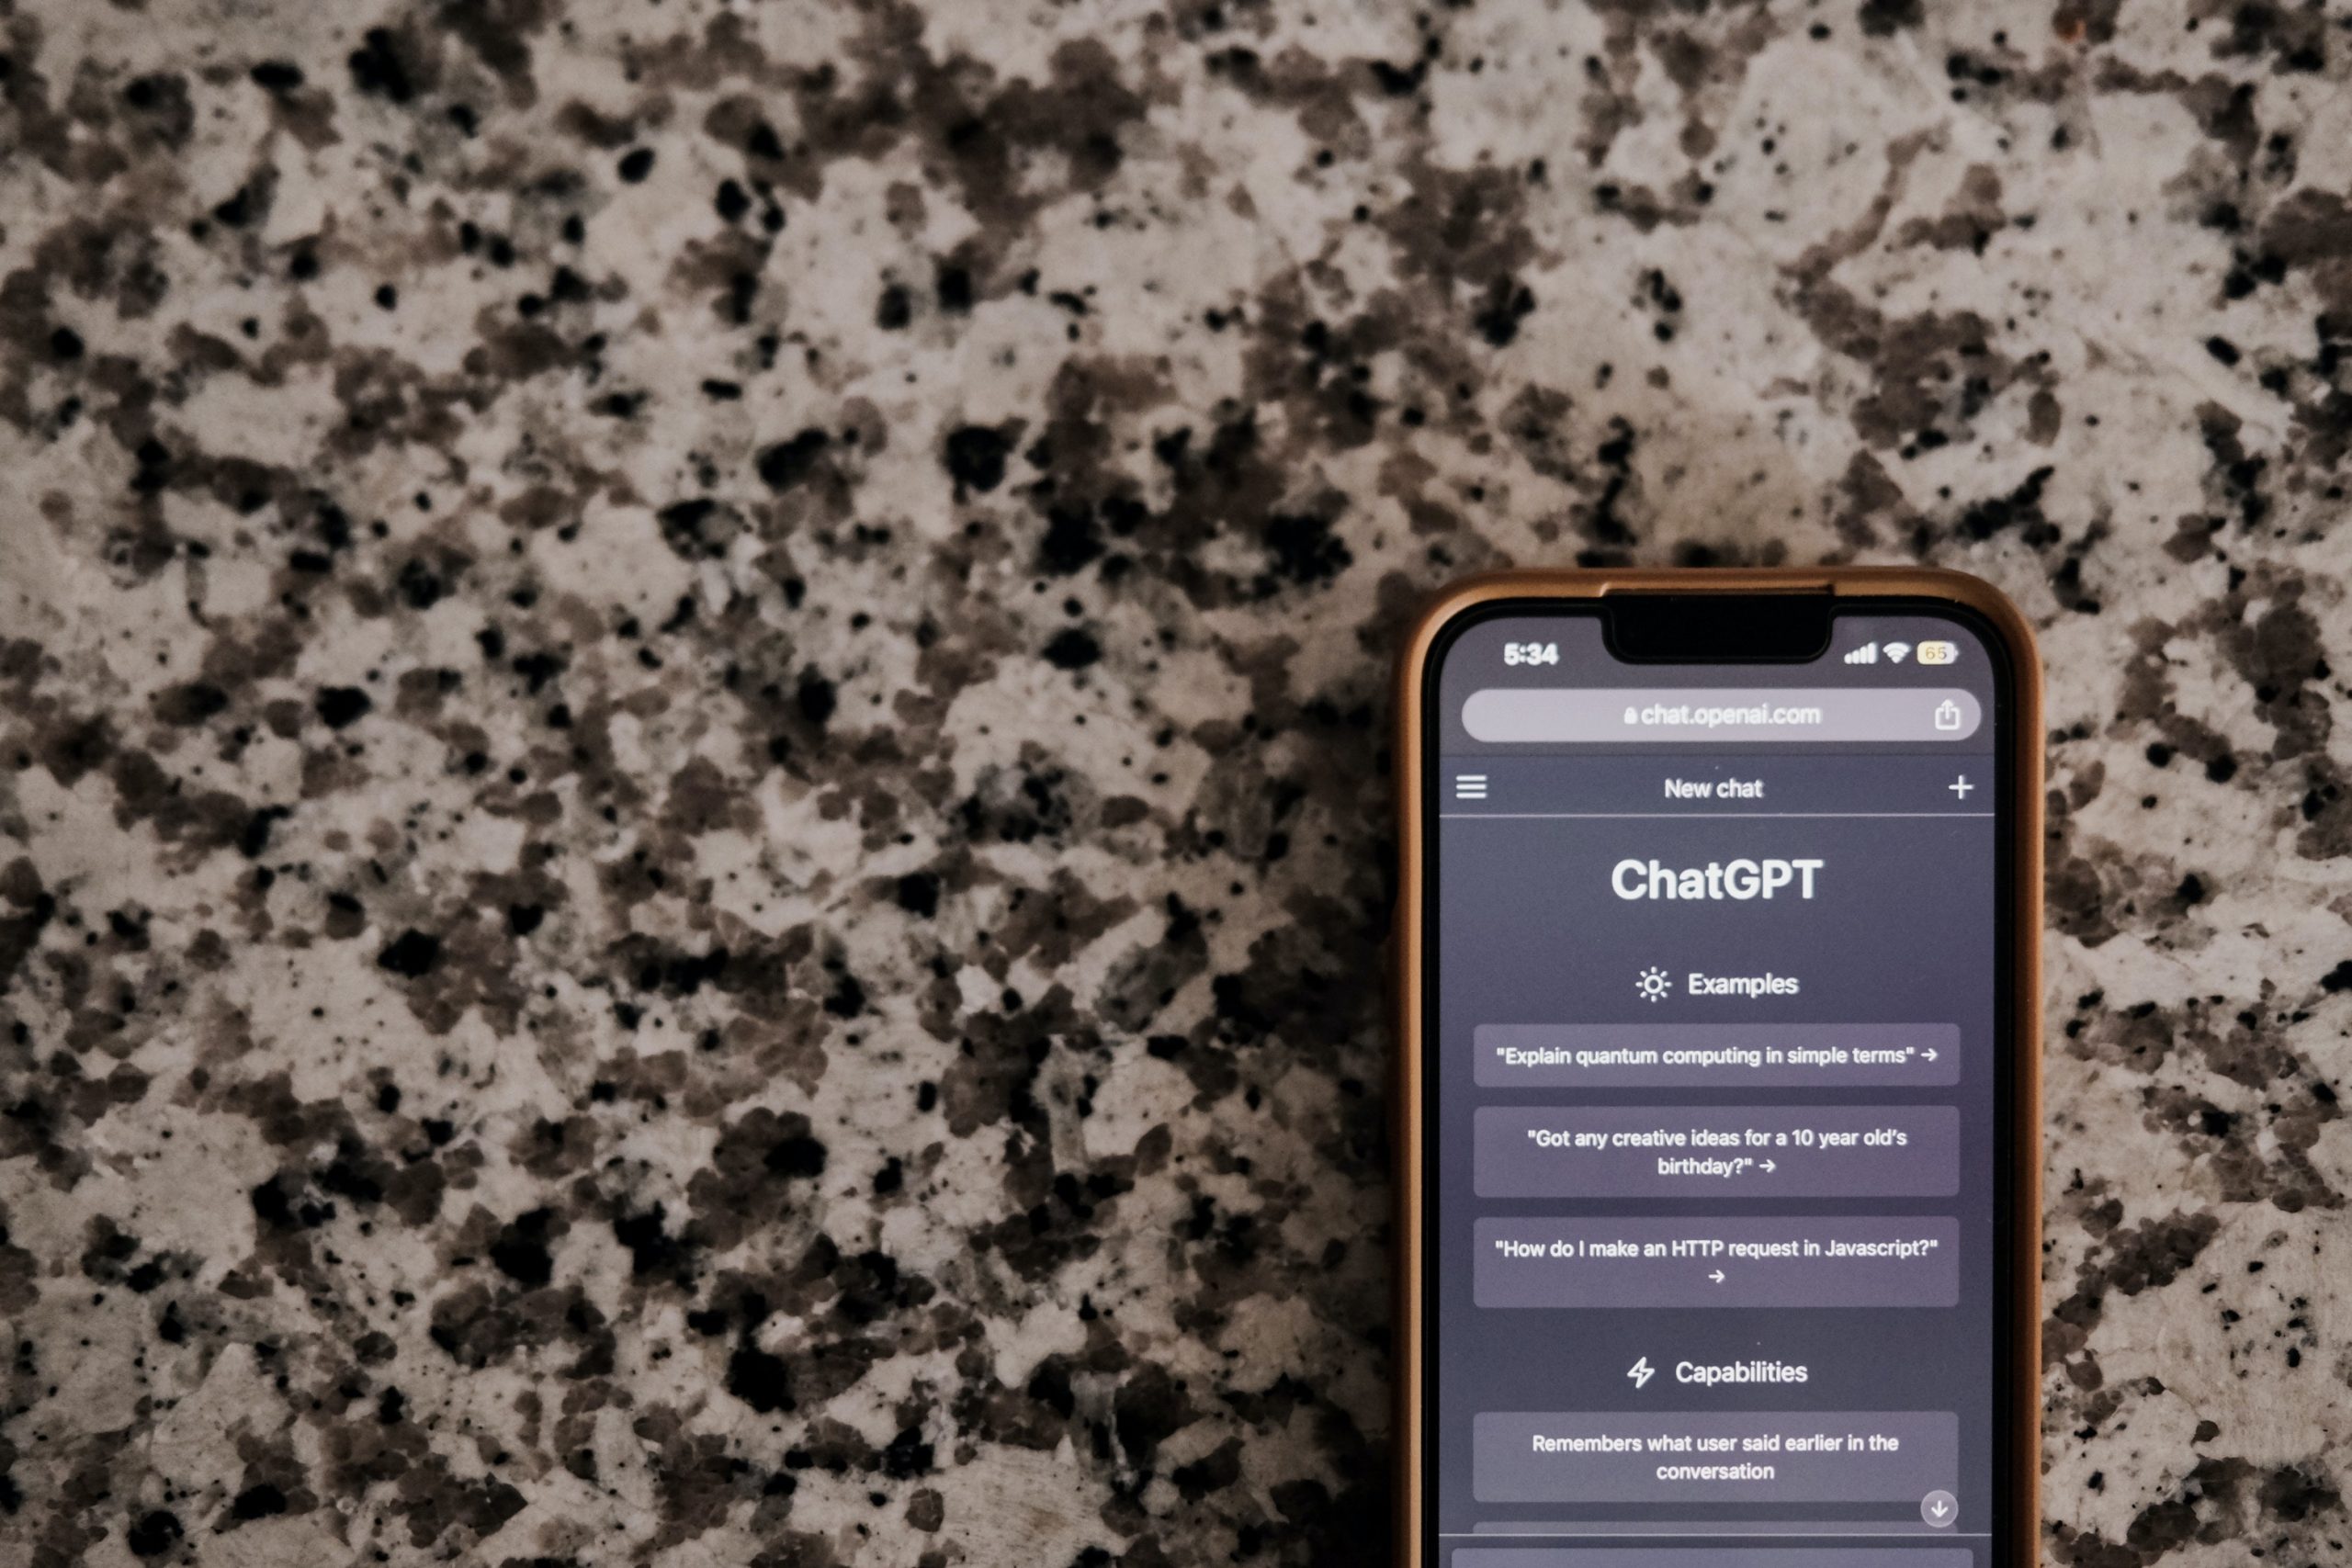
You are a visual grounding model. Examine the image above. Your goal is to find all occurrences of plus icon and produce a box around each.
[1948,774,1974,799]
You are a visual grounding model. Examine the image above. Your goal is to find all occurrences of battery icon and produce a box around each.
[1917,640,1958,665]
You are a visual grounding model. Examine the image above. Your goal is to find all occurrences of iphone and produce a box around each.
[1393,570,2041,1568]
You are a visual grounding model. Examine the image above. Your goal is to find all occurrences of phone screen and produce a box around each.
[1422,603,2016,1568]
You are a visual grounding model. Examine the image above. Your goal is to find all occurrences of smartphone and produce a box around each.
[1394,570,2041,1568]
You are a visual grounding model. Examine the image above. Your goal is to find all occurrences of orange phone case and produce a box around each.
[1391,568,2042,1567]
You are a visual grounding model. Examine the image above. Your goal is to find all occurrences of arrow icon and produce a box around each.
[1758,1160,1777,1173]
[1929,1500,1951,1520]
[1923,1048,1939,1062]
[1708,1269,1725,1284]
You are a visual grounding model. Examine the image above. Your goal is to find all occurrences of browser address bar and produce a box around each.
[1461,687,1984,742]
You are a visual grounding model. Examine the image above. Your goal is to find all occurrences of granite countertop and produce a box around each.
[2,0,2348,1562]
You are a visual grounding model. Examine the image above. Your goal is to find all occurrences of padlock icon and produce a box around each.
[1932,699,1962,732]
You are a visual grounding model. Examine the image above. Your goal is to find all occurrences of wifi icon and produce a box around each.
[1883,642,1912,664]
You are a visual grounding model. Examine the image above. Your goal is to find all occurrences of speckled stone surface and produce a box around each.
[1,0,2348,1562]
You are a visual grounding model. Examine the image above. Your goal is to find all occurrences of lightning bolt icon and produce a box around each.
[1627,1356,1656,1390]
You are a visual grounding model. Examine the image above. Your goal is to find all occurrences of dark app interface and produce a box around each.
[1431,612,2003,1568]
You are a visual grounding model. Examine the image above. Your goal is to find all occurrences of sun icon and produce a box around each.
[1635,966,1673,1004]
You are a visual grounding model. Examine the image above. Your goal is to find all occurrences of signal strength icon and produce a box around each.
[1883,641,1913,664]
[1844,642,1878,665]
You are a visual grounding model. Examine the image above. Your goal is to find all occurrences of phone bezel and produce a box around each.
[1395,573,2041,1568]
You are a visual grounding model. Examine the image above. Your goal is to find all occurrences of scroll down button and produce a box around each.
[1920,1489,1958,1529]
